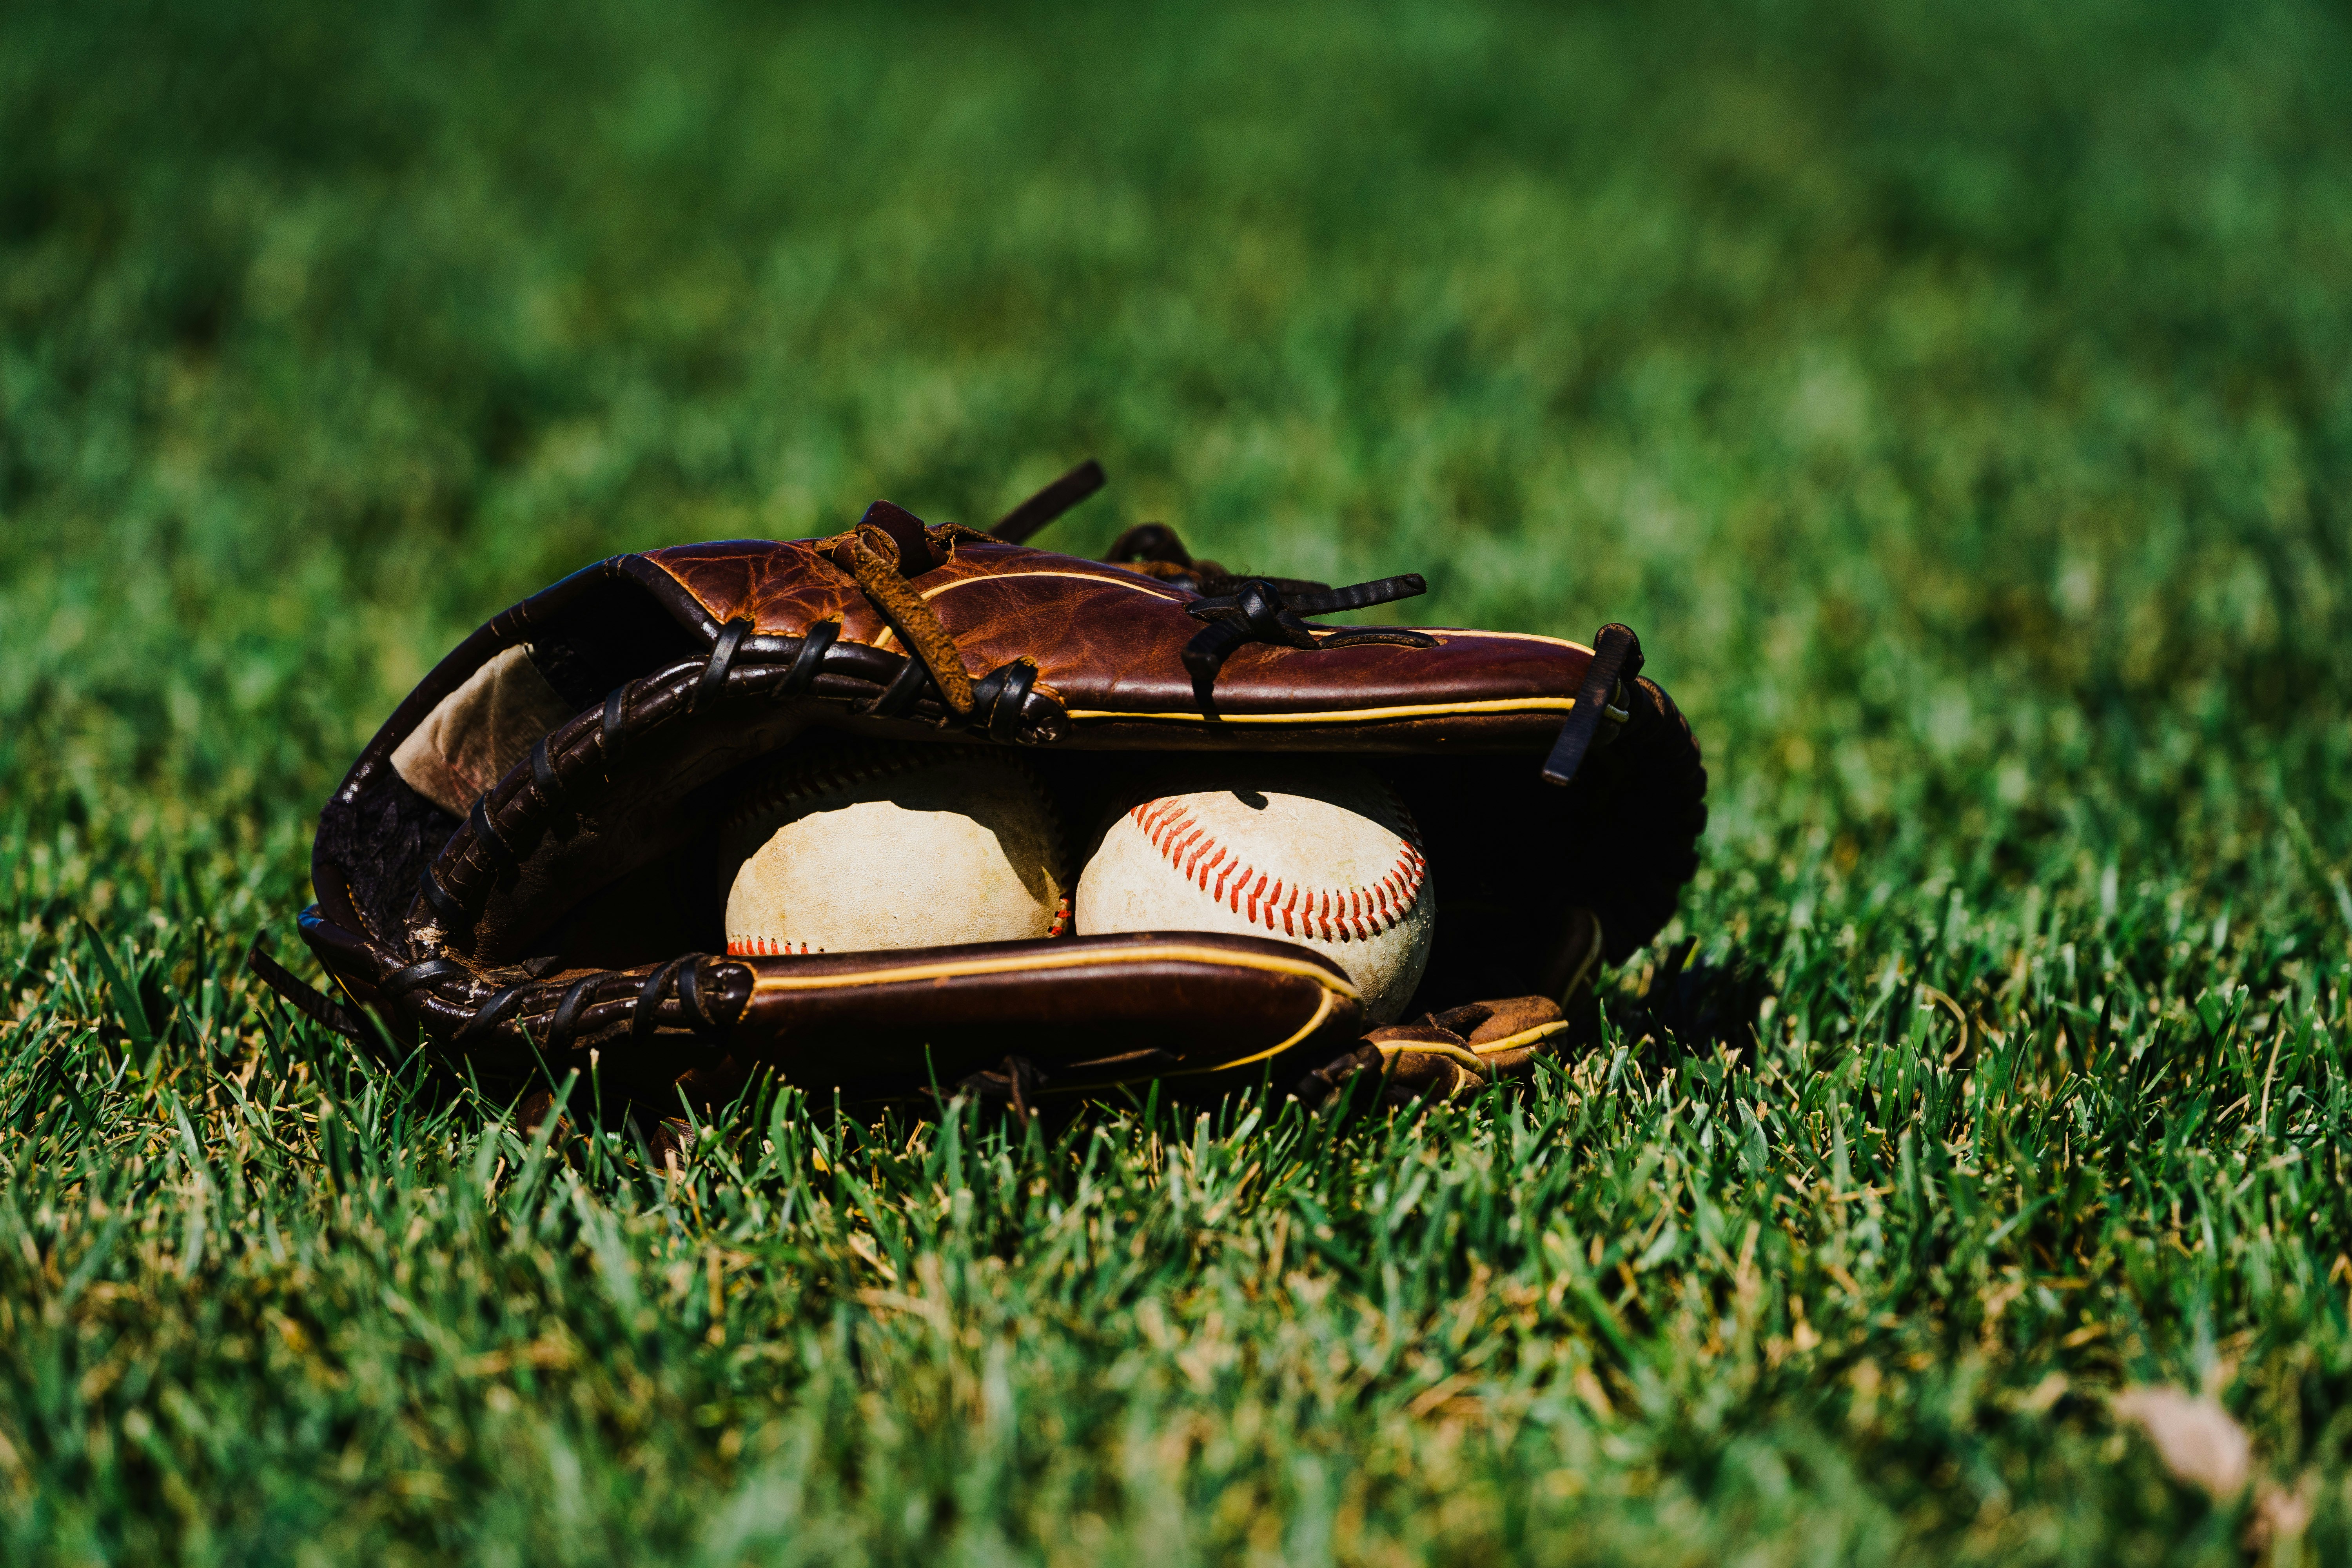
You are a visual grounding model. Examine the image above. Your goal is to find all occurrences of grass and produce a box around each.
[6,0,2352,1559]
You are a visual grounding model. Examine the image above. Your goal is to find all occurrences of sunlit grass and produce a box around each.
[5,0,2352,1560]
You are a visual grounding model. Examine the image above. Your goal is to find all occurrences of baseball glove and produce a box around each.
[258,461,1706,1119]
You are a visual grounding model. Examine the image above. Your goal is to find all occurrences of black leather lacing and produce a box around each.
[528,736,559,799]
[694,617,751,709]
[1542,623,1642,788]
[453,982,530,1043]
[780,620,839,693]
[634,957,691,1042]
[1102,522,1325,598]
[677,956,717,1030]
[419,866,466,926]
[363,951,747,1059]
[383,955,472,998]
[1182,575,1438,708]
[248,943,364,1040]
[860,657,930,719]
[992,458,1107,544]
[468,794,516,873]
[420,613,1057,942]
[264,924,750,1063]
[967,658,1039,742]
[544,973,603,1050]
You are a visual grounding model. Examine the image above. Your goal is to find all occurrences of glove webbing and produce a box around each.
[370,951,744,1060]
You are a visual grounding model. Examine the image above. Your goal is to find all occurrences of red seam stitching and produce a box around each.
[1131,798,1425,941]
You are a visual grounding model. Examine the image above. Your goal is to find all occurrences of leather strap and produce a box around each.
[951,1054,1047,1117]
[779,621,840,694]
[695,617,751,709]
[968,658,1038,741]
[862,657,931,719]
[1104,521,1204,572]
[992,458,1106,544]
[840,525,977,716]
[545,974,602,1050]
[1542,623,1644,787]
[634,957,689,1041]
[529,736,558,799]
[454,982,531,1043]
[418,866,466,926]
[381,957,470,1005]
[247,943,363,1040]
[1181,574,1432,709]
[469,794,515,873]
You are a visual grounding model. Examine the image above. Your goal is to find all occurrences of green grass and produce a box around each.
[7,0,2352,1559]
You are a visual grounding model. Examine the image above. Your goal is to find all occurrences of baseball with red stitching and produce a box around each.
[719,741,1071,956]
[1076,763,1434,1023]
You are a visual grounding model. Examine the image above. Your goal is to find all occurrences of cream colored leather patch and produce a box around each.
[390,645,577,815]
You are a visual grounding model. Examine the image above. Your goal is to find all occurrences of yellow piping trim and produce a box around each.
[1376,1039,1495,1074]
[872,569,1187,653]
[750,941,1359,999]
[919,569,1188,604]
[1371,1019,1570,1082]
[1444,632,1596,654]
[1164,986,1346,1078]
[1064,695,1579,724]
[1470,1019,1571,1057]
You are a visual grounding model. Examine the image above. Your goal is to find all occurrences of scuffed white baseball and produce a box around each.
[719,744,1069,956]
[1076,762,1434,1022]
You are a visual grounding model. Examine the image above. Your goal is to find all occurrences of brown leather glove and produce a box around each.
[1295,985,1596,1114]
[267,463,1706,1112]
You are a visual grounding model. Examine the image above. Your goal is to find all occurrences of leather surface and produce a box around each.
[296,911,1361,1103]
[291,517,1705,1113]
[390,645,579,816]
[731,931,1361,1094]
[642,535,1596,730]
[1299,994,1582,1110]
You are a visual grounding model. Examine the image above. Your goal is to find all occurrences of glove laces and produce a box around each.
[1183,575,1437,708]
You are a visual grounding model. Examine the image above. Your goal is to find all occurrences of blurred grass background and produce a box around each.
[11,0,2349,858]
[6,0,2352,1561]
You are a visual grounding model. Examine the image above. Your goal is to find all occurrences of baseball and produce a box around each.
[718,742,1069,956]
[1075,761,1435,1022]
